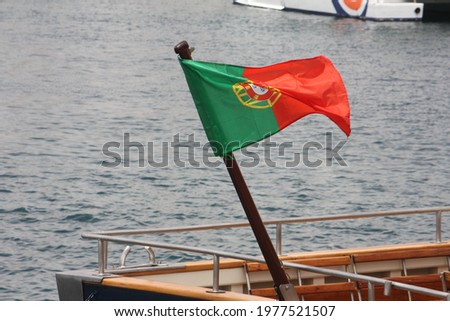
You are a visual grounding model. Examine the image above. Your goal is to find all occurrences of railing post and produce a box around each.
[207,254,225,293]
[367,282,375,301]
[383,281,392,297]
[276,223,282,255]
[436,211,442,243]
[98,240,108,275]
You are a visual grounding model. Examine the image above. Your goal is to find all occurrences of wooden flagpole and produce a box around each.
[174,41,298,300]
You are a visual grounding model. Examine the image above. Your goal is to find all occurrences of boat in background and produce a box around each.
[233,0,450,21]
[56,207,450,301]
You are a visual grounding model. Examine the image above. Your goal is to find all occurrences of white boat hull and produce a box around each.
[233,0,424,21]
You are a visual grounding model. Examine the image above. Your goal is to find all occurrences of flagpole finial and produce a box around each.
[174,41,193,60]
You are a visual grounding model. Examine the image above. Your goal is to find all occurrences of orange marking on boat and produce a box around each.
[344,0,363,11]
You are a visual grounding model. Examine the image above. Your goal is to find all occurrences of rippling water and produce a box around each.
[1,0,449,300]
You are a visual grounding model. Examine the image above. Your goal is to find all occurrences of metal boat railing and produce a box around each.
[82,207,450,301]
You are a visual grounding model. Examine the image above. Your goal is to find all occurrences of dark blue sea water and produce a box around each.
[1,0,449,300]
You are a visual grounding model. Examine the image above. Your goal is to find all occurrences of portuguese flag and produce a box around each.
[179,56,351,157]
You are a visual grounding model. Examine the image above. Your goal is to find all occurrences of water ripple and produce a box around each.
[0,0,449,301]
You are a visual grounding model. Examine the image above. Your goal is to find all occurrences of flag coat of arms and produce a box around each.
[179,56,351,157]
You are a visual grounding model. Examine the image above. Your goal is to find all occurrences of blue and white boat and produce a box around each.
[233,0,449,21]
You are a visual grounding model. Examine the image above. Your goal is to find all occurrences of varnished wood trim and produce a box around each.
[101,277,273,301]
[246,256,351,272]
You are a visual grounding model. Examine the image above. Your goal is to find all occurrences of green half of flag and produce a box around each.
[179,57,351,157]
